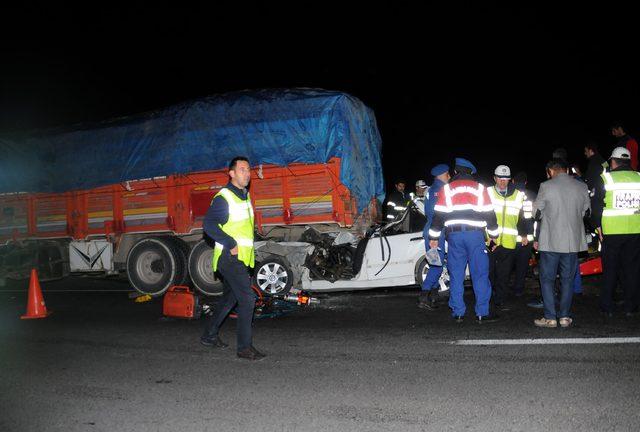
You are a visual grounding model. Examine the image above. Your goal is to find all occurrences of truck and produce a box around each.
[0,89,386,294]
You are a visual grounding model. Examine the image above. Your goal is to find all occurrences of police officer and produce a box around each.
[429,158,500,322]
[487,165,530,308]
[592,147,640,316]
[418,164,450,310]
[385,179,408,222]
[201,156,265,360]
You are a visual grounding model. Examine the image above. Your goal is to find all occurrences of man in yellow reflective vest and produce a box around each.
[592,147,640,317]
[201,156,264,360]
[487,165,531,309]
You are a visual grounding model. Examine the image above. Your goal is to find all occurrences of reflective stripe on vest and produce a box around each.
[211,188,255,271]
[601,171,640,235]
[488,187,524,249]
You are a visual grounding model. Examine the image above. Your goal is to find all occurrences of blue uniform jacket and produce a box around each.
[422,179,446,246]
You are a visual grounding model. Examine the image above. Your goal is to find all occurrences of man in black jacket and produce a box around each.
[584,141,609,197]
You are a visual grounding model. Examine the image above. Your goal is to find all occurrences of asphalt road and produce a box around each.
[1,275,639,432]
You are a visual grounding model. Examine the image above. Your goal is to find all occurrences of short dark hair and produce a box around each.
[513,171,527,183]
[546,158,567,171]
[584,141,599,154]
[611,157,631,167]
[552,147,568,161]
[454,165,473,175]
[611,120,625,130]
[229,156,249,170]
[395,179,406,185]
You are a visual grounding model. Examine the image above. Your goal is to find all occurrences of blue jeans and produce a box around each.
[539,251,577,319]
[422,235,445,291]
[573,258,582,294]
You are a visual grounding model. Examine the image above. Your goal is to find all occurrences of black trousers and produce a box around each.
[489,245,516,304]
[600,234,640,313]
[202,251,255,351]
[514,243,533,295]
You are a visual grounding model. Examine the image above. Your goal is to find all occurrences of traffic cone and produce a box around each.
[21,269,50,319]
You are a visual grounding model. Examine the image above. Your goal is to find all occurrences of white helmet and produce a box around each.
[494,165,511,178]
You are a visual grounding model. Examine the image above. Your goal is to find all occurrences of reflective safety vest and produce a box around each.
[601,170,640,235]
[487,187,525,249]
[211,188,255,271]
[516,192,535,243]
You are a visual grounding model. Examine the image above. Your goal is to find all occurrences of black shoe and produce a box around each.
[452,315,464,323]
[200,336,229,349]
[476,314,500,323]
[494,303,511,312]
[237,346,266,361]
[418,292,439,310]
[600,311,614,319]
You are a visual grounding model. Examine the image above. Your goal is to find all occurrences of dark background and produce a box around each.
[1,3,638,192]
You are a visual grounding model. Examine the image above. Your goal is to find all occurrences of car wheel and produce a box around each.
[253,257,293,296]
[126,237,178,296]
[415,256,450,296]
[188,240,224,296]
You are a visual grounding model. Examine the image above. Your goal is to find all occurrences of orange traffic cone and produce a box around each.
[21,269,50,319]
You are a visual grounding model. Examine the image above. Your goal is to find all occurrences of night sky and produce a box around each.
[2,4,639,193]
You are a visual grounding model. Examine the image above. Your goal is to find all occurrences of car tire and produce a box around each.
[126,237,178,296]
[188,240,224,296]
[415,256,450,296]
[253,256,293,296]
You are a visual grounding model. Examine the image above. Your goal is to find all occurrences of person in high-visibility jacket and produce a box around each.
[201,156,265,361]
[591,147,640,316]
[487,165,531,308]
[384,179,408,222]
[429,158,500,322]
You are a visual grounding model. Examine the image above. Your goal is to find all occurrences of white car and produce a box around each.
[253,201,467,295]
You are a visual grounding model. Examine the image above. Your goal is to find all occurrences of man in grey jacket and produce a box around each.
[532,159,590,328]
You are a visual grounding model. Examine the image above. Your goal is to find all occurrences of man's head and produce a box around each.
[611,121,627,138]
[609,146,631,169]
[552,147,568,161]
[453,158,476,175]
[545,158,568,179]
[395,180,406,193]
[430,164,450,183]
[513,171,527,186]
[229,156,251,189]
[584,141,599,159]
[415,180,427,197]
[493,165,511,190]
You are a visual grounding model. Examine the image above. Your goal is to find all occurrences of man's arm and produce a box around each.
[590,176,605,231]
[203,196,237,250]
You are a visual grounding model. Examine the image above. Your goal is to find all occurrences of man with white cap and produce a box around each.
[591,146,640,317]
[487,165,530,309]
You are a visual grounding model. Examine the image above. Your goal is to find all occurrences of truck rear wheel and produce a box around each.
[126,238,178,296]
[188,240,224,296]
[164,237,190,286]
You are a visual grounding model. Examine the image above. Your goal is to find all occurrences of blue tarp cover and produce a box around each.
[0,89,384,212]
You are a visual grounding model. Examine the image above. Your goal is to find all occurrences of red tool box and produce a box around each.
[162,285,201,319]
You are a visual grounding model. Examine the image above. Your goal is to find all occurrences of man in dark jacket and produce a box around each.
[512,171,537,297]
[611,122,638,170]
[584,141,609,196]
[384,179,408,222]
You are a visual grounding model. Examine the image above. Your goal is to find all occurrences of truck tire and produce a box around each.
[253,256,293,296]
[126,238,178,296]
[188,240,224,296]
[164,237,190,286]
